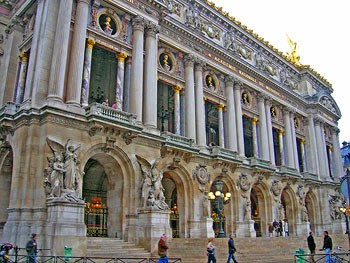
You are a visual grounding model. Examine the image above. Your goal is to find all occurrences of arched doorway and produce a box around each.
[281,188,297,235]
[83,153,124,238]
[250,183,270,237]
[162,171,186,238]
[305,191,317,234]
[0,148,13,235]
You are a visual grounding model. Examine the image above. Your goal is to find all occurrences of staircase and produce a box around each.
[86,237,151,258]
[167,235,348,263]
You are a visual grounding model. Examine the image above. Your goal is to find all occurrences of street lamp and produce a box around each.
[208,180,231,238]
[340,207,349,235]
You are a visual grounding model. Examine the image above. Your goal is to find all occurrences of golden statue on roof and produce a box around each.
[286,35,302,67]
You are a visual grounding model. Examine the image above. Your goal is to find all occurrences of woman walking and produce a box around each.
[207,237,216,263]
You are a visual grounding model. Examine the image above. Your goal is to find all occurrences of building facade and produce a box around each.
[0,0,345,255]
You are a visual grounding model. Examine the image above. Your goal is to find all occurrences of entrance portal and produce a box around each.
[0,148,13,234]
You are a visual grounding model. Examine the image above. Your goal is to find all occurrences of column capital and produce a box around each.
[265,95,273,105]
[144,20,159,37]
[331,126,340,135]
[257,92,267,103]
[252,118,258,125]
[328,145,333,151]
[203,96,207,104]
[86,38,96,49]
[174,85,183,94]
[184,54,195,66]
[279,129,284,135]
[314,116,323,126]
[282,105,292,115]
[233,78,243,90]
[117,52,128,62]
[301,138,305,144]
[132,15,145,32]
[194,58,206,71]
[224,75,234,86]
[217,103,225,111]
[19,51,28,62]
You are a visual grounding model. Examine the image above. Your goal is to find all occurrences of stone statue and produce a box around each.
[328,194,343,221]
[302,203,309,222]
[44,137,83,202]
[279,201,285,221]
[244,199,251,220]
[203,191,211,218]
[223,30,238,51]
[136,155,169,210]
[280,67,297,90]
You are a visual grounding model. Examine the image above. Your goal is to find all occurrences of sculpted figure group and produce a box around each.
[44,137,83,202]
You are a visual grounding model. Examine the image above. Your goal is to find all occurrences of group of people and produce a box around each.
[269,219,289,237]
[207,235,238,263]
[307,231,333,263]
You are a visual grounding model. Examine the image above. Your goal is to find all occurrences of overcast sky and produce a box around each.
[211,0,350,144]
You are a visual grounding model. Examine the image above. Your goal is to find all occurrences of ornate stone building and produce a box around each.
[0,0,345,255]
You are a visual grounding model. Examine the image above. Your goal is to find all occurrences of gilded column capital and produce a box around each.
[194,58,206,71]
[184,54,195,67]
[301,138,305,144]
[144,21,159,37]
[86,38,96,49]
[19,51,28,62]
[233,78,243,90]
[117,52,128,62]
[252,118,258,125]
[203,96,207,103]
[132,15,145,32]
[174,85,183,94]
[279,129,284,135]
[328,145,333,151]
[224,75,234,86]
[217,103,225,111]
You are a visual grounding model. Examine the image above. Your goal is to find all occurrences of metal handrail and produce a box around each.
[294,251,350,263]
[5,255,181,263]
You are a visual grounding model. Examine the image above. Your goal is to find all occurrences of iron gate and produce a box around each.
[85,206,108,237]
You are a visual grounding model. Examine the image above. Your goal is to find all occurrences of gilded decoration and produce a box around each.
[286,35,302,67]
[203,71,220,93]
[270,106,278,119]
[241,90,254,110]
[96,8,122,39]
[158,47,182,76]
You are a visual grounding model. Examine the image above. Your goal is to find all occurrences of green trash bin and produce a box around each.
[64,246,72,262]
[295,248,305,263]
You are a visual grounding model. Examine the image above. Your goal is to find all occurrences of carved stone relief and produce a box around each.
[192,164,210,192]
[270,180,281,202]
[237,174,250,192]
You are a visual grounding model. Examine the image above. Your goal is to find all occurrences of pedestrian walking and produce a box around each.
[322,231,333,263]
[227,234,238,263]
[278,220,283,236]
[268,224,274,237]
[158,234,168,263]
[25,233,38,263]
[207,237,216,263]
[283,220,289,236]
[307,232,316,263]
[272,219,278,237]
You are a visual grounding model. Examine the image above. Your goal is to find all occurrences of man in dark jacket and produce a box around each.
[25,233,38,263]
[227,234,238,263]
[322,231,333,251]
[307,232,316,262]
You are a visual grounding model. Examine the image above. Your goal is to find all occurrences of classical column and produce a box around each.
[327,145,334,178]
[234,79,245,157]
[290,112,299,171]
[252,118,259,158]
[143,21,159,128]
[331,127,343,178]
[225,76,237,152]
[180,90,186,136]
[184,54,196,141]
[194,58,206,147]
[300,138,307,172]
[265,98,275,165]
[320,123,330,179]
[217,104,225,148]
[279,129,285,166]
[48,0,74,102]
[80,38,95,107]
[283,107,295,168]
[258,94,269,161]
[129,16,144,123]
[304,116,320,175]
[123,57,132,112]
[174,85,182,135]
[15,52,29,103]
[314,118,326,179]
[115,52,128,110]
[66,0,90,106]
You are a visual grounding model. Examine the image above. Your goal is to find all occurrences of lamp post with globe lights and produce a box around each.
[208,180,231,238]
[339,206,350,250]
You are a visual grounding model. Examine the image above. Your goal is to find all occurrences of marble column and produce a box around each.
[129,16,144,123]
[194,58,206,147]
[66,0,90,106]
[80,39,95,107]
[252,118,259,158]
[301,138,307,172]
[320,123,330,179]
[257,94,269,161]
[234,79,245,157]
[279,129,285,166]
[217,103,225,148]
[314,118,326,179]
[184,54,196,141]
[115,52,128,110]
[331,127,343,178]
[265,98,275,165]
[327,145,334,179]
[225,76,237,152]
[15,52,29,103]
[143,21,159,129]
[48,0,73,103]
[290,112,299,171]
[174,85,182,135]
[304,116,320,175]
[283,107,295,168]
[123,57,132,112]
[180,90,186,136]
